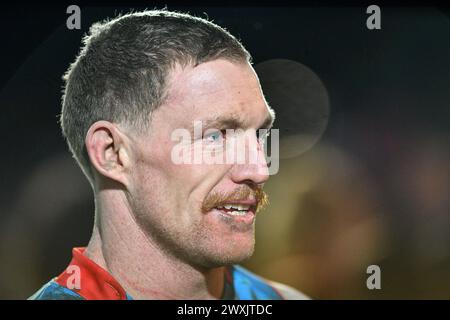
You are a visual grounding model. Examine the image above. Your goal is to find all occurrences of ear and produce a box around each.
[85,121,131,187]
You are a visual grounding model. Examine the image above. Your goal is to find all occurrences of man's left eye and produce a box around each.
[204,130,225,143]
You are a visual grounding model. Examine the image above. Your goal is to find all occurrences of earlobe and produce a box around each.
[85,121,129,185]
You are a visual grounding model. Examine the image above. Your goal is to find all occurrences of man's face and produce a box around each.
[128,59,273,268]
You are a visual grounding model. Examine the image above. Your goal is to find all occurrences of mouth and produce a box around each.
[201,186,267,226]
[211,202,257,224]
[215,203,255,215]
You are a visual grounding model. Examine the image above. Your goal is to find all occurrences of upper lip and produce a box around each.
[216,199,257,207]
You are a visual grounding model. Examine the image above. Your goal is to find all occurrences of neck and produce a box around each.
[84,189,225,300]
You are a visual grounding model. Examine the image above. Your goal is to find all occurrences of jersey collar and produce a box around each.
[55,247,235,300]
[55,247,128,300]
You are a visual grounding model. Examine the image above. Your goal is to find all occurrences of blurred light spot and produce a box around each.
[255,59,330,159]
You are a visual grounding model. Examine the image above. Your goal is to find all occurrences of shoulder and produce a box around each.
[28,280,83,300]
[231,265,309,300]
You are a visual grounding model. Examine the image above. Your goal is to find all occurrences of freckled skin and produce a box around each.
[128,59,272,268]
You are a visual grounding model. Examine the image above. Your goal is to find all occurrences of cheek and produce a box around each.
[179,163,232,201]
[131,167,166,212]
[133,137,231,210]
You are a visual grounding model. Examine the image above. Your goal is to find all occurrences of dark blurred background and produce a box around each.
[0,3,448,299]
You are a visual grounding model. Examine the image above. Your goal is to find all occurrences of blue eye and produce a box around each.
[204,130,224,143]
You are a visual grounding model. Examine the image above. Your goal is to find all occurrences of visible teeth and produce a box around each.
[215,204,251,213]
[229,210,247,216]
[217,204,251,210]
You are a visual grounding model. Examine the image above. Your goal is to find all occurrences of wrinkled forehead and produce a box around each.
[163,59,274,128]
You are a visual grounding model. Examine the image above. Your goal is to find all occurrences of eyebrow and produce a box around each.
[202,108,275,130]
[202,114,247,130]
[188,106,275,136]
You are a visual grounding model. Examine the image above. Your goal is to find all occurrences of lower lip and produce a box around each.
[211,208,256,225]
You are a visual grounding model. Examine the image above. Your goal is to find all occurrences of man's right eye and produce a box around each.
[204,130,225,143]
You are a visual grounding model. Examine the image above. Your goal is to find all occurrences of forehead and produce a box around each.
[162,59,272,127]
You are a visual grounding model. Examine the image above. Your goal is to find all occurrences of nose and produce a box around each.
[229,130,270,185]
